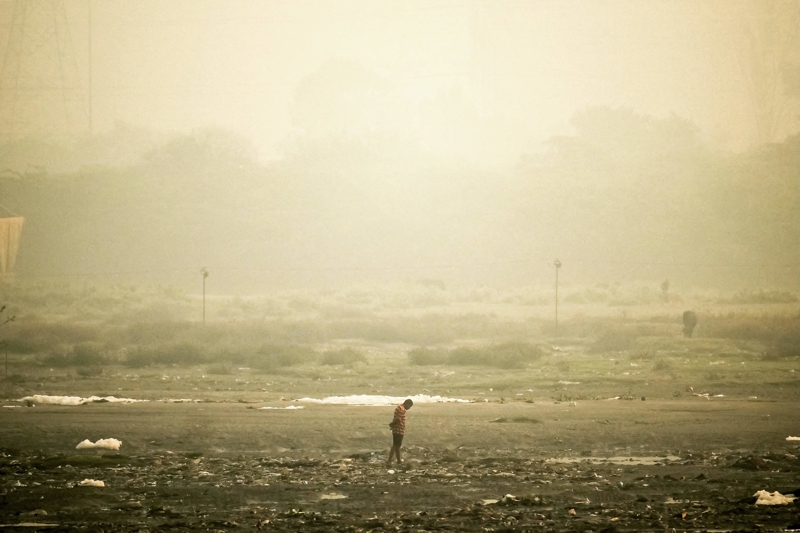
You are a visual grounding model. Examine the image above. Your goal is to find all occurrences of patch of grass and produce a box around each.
[717,290,798,305]
[320,347,366,366]
[76,365,104,377]
[590,331,637,353]
[41,342,108,367]
[407,347,449,365]
[124,342,207,367]
[629,350,655,360]
[489,416,542,424]
[3,320,100,354]
[699,312,799,342]
[554,360,570,372]
[408,343,542,369]
[252,344,317,371]
[652,359,672,372]
[206,362,233,375]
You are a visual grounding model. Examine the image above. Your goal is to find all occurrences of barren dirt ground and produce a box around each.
[1,399,799,532]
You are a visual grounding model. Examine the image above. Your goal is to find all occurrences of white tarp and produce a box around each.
[76,438,121,450]
[19,395,147,406]
[753,490,797,505]
[295,394,472,406]
[77,479,105,488]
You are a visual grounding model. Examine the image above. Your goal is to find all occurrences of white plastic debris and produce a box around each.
[258,406,304,410]
[76,438,121,450]
[77,479,105,487]
[692,393,724,399]
[319,493,347,500]
[18,395,146,406]
[295,394,471,406]
[753,490,797,505]
[786,436,800,441]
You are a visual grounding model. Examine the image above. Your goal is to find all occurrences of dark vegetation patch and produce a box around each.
[717,290,798,305]
[590,330,637,353]
[407,343,542,369]
[700,313,799,342]
[320,347,366,366]
[489,416,542,424]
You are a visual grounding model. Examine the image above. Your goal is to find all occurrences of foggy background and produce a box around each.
[0,0,798,293]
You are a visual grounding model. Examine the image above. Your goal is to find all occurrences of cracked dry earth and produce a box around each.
[1,400,799,532]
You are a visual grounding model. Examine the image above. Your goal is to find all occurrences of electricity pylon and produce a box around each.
[0,0,89,140]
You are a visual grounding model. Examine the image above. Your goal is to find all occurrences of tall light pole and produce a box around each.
[554,259,561,337]
[200,268,209,325]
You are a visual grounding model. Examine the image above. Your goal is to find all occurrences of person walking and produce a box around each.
[387,399,413,466]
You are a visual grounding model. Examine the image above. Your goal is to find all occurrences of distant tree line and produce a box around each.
[0,107,797,290]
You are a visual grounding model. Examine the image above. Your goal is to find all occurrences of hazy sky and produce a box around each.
[2,0,797,162]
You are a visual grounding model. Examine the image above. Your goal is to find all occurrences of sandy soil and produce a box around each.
[1,398,799,532]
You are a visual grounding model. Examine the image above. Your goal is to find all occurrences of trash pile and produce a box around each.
[1,447,798,531]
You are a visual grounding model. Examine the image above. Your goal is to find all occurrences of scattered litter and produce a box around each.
[692,393,724,399]
[3,405,21,408]
[76,438,122,450]
[18,395,146,406]
[558,381,580,385]
[604,396,621,400]
[295,394,472,406]
[546,456,681,465]
[77,479,105,487]
[0,523,59,528]
[387,469,395,474]
[786,436,800,441]
[258,406,304,410]
[753,490,797,505]
[319,493,347,500]
[481,494,516,506]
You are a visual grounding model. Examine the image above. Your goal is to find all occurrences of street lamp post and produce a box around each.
[200,268,209,325]
[554,259,562,337]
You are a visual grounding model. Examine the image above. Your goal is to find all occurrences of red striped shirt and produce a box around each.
[390,404,406,435]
